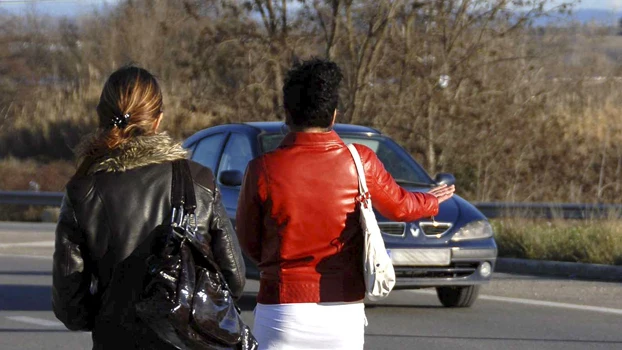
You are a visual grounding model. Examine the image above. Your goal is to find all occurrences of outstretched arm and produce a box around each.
[355,144,454,221]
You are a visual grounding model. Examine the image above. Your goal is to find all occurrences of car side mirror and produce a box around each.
[219,170,243,187]
[434,173,455,186]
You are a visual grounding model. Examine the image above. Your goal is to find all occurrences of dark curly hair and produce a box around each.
[283,58,343,129]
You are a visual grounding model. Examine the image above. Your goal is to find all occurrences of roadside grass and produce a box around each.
[492,218,622,266]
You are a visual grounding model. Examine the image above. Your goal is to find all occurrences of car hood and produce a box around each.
[375,187,461,224]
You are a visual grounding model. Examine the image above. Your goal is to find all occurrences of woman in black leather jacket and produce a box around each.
[52,66,246,349]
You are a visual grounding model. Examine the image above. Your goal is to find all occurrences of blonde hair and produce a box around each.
[90,66,163,153]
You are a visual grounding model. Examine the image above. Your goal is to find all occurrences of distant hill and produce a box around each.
[573,8,622,24]
[534,8,622,26]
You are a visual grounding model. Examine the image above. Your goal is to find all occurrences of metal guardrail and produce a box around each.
[0,191,64,206]
[1,191,622,219]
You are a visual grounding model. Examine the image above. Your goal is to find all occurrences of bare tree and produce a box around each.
[7,0,622,205]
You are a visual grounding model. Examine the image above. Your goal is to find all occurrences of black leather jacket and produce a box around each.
[52,135,245,349]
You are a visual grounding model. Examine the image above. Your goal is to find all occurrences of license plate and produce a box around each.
[388,248,451,266]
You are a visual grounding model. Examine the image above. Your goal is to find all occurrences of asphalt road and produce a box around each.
[1,222,622,350]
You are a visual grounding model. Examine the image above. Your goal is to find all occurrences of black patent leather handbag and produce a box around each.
[135,160,258,350]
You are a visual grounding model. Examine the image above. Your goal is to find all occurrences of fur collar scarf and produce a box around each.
[77,133,188,175]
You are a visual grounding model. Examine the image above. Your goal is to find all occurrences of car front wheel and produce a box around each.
[436,285,480,307]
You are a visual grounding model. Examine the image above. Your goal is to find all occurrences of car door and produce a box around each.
[216,133,255,220]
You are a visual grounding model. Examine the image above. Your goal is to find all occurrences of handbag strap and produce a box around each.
[173,161,232,294]
[179,160,197,214]
[346,144,370,200]
[171,160,184,208]
[171,160,197,213]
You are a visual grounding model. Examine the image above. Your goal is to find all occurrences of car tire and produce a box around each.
[436,285,480,308]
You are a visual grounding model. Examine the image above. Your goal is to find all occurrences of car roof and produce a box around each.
[183,122,382,148]
[245,122,381,134]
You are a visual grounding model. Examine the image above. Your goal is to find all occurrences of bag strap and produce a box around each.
[171,161,237,306]
[99,160,192,295]
[173,161,225,279]
[346,144,369,198]
[170,159,197,214]
[179,160,197,214]
[176,161,235,296]
[171,160,184,209]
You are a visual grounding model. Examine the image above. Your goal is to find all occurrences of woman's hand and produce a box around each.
[428,184,455,204]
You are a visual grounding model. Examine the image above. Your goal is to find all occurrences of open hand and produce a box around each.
[428,184,455,204]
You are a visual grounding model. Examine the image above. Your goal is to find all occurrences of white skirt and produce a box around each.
[253,301,367,350]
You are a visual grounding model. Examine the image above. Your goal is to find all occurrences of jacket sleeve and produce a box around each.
[356,144,439,222]
[52,193,96,331]
[236,159,263,265]
[209,183,246,300]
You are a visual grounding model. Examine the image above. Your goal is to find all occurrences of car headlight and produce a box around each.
[451,220,494,241]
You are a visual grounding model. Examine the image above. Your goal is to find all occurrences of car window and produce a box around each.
[260,133,432,185]
[192,133,226,172]
[341,138,380,152]
[374,141,421,184]
[339,136,424,184]
[217,133,254,184]
[260,133,285,153]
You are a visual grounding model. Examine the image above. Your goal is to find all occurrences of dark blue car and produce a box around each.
[184,122,497,307]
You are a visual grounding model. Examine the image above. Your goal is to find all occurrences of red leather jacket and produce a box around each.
[236,131,438,304]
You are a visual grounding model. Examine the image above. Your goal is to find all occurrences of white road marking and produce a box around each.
[409,290,622,315]
[6,316,64,327]
[0,241,54,248]
[479,294,622,315]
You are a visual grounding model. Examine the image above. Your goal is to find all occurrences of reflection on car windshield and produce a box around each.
[260,134,431,185]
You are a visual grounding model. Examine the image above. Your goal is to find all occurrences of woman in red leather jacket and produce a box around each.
[236,59,455,350]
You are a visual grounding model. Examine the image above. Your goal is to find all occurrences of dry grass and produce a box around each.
[0,158,72,221]
[0,158,74,192]
[492,219,622,265]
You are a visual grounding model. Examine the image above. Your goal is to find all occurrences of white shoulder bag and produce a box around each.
[346,144,396,301]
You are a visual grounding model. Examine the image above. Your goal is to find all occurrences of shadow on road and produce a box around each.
[366,333,622,344]
[238,293,258,312]
[0,283,260,313]
[0,284,52,311]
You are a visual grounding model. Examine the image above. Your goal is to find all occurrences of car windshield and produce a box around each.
[260,133,433,186]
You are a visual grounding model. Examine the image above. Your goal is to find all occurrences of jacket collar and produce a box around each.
[77,133,188,174]
[279,130,344,148]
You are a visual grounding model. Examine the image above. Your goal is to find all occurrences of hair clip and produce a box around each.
[110,113,130,129]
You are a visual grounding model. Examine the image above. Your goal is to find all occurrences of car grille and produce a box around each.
[419,222,452,237]
[378,222,406,237]
[394,263,479,279]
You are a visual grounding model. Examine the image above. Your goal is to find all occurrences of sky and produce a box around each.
[1,0,622,17]
[579,0,622,9]
[0,0,120,17]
